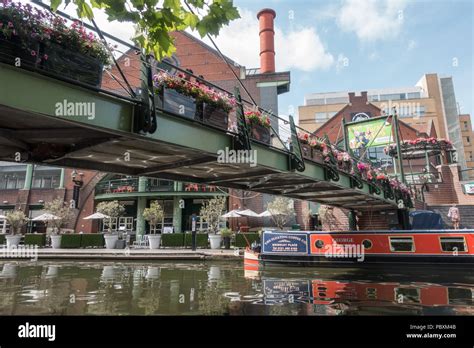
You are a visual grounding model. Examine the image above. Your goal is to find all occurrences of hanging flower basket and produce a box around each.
[245,111,271,144]
[297,133,312,159]
[153,71,236,128]
[384,137,454,159]
[0,3,110,87]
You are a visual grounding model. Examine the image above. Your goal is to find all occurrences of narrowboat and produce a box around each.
[244,230,474,269]
[233,276,474,314]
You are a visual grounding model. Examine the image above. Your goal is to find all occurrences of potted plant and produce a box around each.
[44,198,74,249]
[267,197,295,230]
[200,196,227,249]
[220,228,233,249]
[0,2,111,87]
[143,201,164,249]
[4,210,28,248]
[245,110,271,144]
[96,200,125,249]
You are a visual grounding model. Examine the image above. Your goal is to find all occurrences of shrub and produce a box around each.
[234,233,260,248]
[0,234,6,245]
[184,233,209,248]
[81,233,104,248]
[60,234,82,248]
[161,233,185,247]
[24,233,46,247]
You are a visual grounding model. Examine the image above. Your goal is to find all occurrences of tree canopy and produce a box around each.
[49,0,240,59]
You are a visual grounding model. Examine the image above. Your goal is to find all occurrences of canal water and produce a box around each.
[0,261,472,315]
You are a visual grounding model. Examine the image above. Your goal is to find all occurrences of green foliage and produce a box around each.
[184,233,208,248]
[267,197,295,230]
[81,233,104,248]
[49,0,240,60]
[219,228,233,237]
[60,234,82,248]
[96,200,125,232]
[24,234,47,247]
[234,233,260,248]
[0,234,5,245]
[44,198,74,234]
[161,233,184,247]
[143,201,164,233]
[5,210,28,235]
[199,196,226,234]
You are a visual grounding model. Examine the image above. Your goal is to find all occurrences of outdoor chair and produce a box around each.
[132,235,149,249]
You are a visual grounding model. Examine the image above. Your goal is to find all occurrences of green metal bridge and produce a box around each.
[0,60,403,211]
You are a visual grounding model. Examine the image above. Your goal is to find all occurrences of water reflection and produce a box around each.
[0,261,472,315]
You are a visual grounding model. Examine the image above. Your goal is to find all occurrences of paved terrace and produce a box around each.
[0,248,242,261]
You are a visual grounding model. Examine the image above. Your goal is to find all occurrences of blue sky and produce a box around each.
[218,0,473,120]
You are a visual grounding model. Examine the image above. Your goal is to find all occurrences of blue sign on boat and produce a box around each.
[262,232,309,255]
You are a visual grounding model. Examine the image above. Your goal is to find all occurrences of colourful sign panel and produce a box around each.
[347,118,392,150]
[262,232,309,255]
[462,183,474,195]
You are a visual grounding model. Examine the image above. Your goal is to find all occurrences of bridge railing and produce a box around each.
[3,1,411,205]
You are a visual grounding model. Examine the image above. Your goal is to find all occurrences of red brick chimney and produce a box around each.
[257,8,276,74]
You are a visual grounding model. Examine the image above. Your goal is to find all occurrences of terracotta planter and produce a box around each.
[249,123,271,144]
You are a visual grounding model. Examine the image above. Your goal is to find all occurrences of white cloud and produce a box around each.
[368,51,379,61]
[193,8,334,72]
[337,0,408,42]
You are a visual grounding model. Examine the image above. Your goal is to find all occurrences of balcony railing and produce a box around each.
[95,178,138,195]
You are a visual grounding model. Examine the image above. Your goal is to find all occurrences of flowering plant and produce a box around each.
[384,137,454,157]
[153,71,237,112]
[245,110,271,128]
[0,2,111,65]
[298,132,309,143]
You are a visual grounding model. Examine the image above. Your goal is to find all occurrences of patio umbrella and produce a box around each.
[83,212,110,220]
[237,209,260,217]
[221,210,243,218]
[0,215,6,219]
[32,213,59,221]
[258,210,273,217]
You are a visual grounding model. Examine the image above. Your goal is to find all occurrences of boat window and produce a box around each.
[394,288,420,303]
[448,288,473,305]
[440,237,467,252]
[362,239,372,250]
[366,287,377,299]
[389,237,415,252]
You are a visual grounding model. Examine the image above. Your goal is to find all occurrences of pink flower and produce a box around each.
[43,54,48,60]
[7,21,13,28]
[30,50,36,56]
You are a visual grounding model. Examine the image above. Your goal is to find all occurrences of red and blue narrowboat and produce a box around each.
[244,230,474,269]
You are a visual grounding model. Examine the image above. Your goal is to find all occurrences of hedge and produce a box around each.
[234,233,260,248]
[161,233,185,247]
[184,233,209,248]
[24,233,46,247]
[60,234,82,248]
[81,233,104,248]
[0,234,5,245]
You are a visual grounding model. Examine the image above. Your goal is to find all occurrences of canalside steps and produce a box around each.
[429,205,474,229]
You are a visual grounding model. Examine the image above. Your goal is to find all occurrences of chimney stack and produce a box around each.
[257,8,276,74]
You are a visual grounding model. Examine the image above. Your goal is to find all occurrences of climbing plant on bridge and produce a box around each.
[49,0,240,59]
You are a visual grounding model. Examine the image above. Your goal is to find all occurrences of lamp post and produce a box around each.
[71,170,84,209]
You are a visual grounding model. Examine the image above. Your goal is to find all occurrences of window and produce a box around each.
[306,98,325,106]
[379,93,403,101]
[440,237,467,252]
[368,95,379,102]
[466,136,471,144]
[464,121,469,131]
[315,112,328,122]
[469,152,473,162]
[394,288,420,303]
[389,237,415,252]
[407,92,421,99]
[0,174,25,189]
[325,97,349,104]
[32,175,61,188]
[448,288,473,304]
